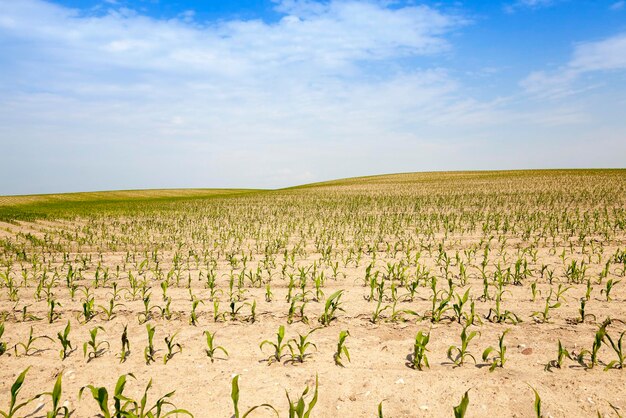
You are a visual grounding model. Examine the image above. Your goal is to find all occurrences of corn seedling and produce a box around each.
[530,281,541,302]
[285,375,318,418]
[601,279,620,301]
[99,298,125,321]
[318,290,344,326]
[334,330,351,367]
[138,295,157,324]
[545,340,571,371]
[230,375,278,418]
[57,320,73,360]
[42,373,70,418]
[14,326,53,356]
[118,324,130,363]
[83,326,109,361]
[452,289,470,324]
[370,298,391,324]
[144,324,157,364]
[531,291,561,323]
[453,390,470,418]
[163,331,181,364]
[0,367,42,418]
[124,378,193,418]
[577,322,607,369]
[486,287,521,324]
[81,296,96,323]
[482,329,509,371]
[0,323,7,356]
[188,297,203,326]
[409,330,430,370]
[203,330,228,362]
[47,299,61,323]
[529,385,543,418]
[288,329,317,363]
[604,331,625,370]
[577,298,596,323]
[79,374,134,418]
[260,325,289,364]
[447,325,480,366]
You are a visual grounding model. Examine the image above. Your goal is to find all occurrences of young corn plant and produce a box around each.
[98,298,125,321]
[447,325,480,367]
[370,298,391,324]
[78,373,193,418]
[42,373,70,418]
[203,330,228,362]
[78,373,135,418]
[79,374,134,418]
[138,294,157,324]
[0,323,6,356]
[286,375,318,418]
[47,299,61,324]
[453,390,470,418]
[260,325,289,364]
[452,289,470,324]
[144,324,157,364]
[230,375,278,418]
[530,281,541,302]
[288,329,317,363]
[604,331,625,370]
[531,291,561,323]
[14,326,53,356]
[545,340,571,371]
[163,332,182,364]
[189,297,204,326]
[529,385,543,418]
[482,329,510,372]
[123,378,193,418]
[83,326,109,361]
[118,324,130,363]
[57,321,73,360]
[577,298,596,324]
[0,367,42,418]
[409,330,430,371]
[81,297,97,323]
[577,323,607,369]
[601,279,620,302]
[485,287,521,324]
[318,290,344,326]
[334,330,351,367]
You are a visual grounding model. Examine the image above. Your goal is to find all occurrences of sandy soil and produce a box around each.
[1,225,626,418]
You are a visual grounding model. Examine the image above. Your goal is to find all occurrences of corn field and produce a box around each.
[0,169,625,417]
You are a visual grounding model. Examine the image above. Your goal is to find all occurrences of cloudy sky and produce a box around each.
[1,0,625,194]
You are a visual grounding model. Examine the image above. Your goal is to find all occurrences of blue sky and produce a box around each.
[1,0,625,194]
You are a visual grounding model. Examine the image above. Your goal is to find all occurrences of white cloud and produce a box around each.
[0,0,493,192]
[521,32,626,98]
[610,1,625,11]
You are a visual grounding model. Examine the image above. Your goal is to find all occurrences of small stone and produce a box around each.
[587,397,595,405]
[420,405,429,410]
[518,344,526,349]
[395,378,404,384]
[522,348,533,355]
[349,395,356,402]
